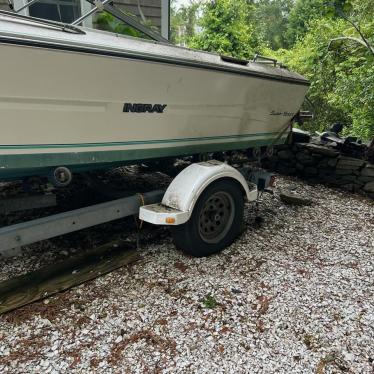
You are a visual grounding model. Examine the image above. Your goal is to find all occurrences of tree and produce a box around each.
[190,0,260,59]
[285,0,325,47]
[252,0,293,50]
[170,1,200,46]
[325,0,374,57]
[270,0,374,140]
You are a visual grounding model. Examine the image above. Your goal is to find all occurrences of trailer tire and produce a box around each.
[171,179,244,257]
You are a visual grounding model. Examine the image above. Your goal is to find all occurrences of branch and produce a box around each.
[336,9,374,58]
[328,36,374,55]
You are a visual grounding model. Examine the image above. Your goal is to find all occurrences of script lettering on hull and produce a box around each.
[270,110,295,117]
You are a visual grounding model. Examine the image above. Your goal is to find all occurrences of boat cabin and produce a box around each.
[0,0,170,38]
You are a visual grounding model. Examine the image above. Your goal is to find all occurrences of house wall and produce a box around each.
[0,0,9,11]
[115,0,161,28]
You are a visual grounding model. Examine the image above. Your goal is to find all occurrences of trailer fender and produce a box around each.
[163,161,256,221]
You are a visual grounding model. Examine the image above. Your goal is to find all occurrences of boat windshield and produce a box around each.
[0,8,85,34]
[6,0,170,43]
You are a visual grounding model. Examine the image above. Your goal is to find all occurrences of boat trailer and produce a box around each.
[0,161,272,258]
[0,160,273,313]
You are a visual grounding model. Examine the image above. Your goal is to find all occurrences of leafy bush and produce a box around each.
[189,0,261,59]
[269,12,374,139]
[95,12,143,37]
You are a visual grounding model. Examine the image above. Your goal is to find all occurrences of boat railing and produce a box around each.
[252,54,287,69]
[5,0,169,43]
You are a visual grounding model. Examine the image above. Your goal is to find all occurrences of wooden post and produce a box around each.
[0,240,139,315]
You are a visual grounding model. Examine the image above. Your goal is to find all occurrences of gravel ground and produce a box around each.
[0,175,373,373]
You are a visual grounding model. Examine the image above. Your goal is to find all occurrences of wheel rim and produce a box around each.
[198,191,235,244]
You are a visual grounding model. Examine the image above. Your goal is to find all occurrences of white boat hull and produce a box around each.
[0,16,309,180]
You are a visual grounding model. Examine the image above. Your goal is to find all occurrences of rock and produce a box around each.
[278,166,296,175]
[278,150,295,160]
[312,155,324,164]
[334,177,352,186]
[296,152,315,166]
[292,144,299,152]
[340,183,362,193]
[263,160,278,170]
[270,154,279,161]
[318,168,332,176]
[335,169,354,176]
[336,156,365,169]
[304,167,318,176]
[291,128,311,143]
[363,181,374,193]
[261,160,273,169]
[279,191,313,206]
[304,143,339,157]
[361,165,374,177]
[115,335,123,343]
[358,175,374,183]
[322,177,340,186]
[328,158,338,168]
[318,158,338,168]
[336,164,361,171]
[318,159,327,168]
[338,175,359,183]
[296,163,304,171]
[275,144,292,151]
[293,142,309,150]
[305,178,320,185]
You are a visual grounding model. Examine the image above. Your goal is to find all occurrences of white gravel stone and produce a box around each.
[0,176,373,373]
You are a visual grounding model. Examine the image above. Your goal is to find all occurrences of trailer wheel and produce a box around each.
[171,179,244,257]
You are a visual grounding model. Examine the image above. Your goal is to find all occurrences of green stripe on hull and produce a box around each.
[0,131,282,150]
[0,136,287,180]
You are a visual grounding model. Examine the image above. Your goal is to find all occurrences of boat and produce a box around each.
[0,0,309,182]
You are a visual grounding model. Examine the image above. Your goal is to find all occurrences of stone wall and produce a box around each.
[263,143,374,199]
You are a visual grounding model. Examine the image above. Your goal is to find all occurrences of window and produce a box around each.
[13,0,92,26]
[28,0,81,23]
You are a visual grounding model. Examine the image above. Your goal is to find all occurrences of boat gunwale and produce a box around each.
[0,35,310,87]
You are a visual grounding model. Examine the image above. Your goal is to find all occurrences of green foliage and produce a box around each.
[170,1,200,45]
[252,0,293,50]
[270,11,374,139]
[95,12,149,39]
[328,59,374,139]
[325,0,353,17]
[201,294,218,309]
[284,0,326,47]
[189,0,260,59]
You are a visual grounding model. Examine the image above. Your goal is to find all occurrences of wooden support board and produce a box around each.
[0,240,139,315]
